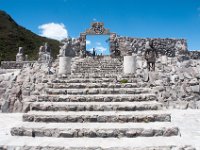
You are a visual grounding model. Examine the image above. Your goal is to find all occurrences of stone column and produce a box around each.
[123,55,136,74]
[59,57,72,75]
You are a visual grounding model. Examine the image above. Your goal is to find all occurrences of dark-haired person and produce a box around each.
[144,41,158,71]
[92,48,96,59]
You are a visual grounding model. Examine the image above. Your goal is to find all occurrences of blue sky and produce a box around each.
[0,0,200,54]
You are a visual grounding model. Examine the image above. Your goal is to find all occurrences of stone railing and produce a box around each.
[1,61,36,69]
[117,37,187,57]
[189,51,200,59]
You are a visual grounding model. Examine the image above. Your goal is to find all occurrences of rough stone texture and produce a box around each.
[1,56,200,112]
[22,113,171,123]
[10,126,179,138]
[0,146,196,150]
[117,37,187,57]
[30,102,161,112]
[0,62,58,112]
[1,61,36,69]
[37,94,157,102]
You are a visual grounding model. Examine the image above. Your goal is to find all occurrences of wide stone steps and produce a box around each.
[29,101,162,112]
[72,68,122,71]
[47,82,148,89]
[36,94,157,102]
[68,74,136,78]
[73,61,122,64]
[72,66,122,70]
[10,122,179,138]
[0,145,195,150]
[51,77,142,84]
[22,111,171,123]
[46,88,150,95]
[71,69,123,74]
[0,136,195,150]
[51,78,117,83]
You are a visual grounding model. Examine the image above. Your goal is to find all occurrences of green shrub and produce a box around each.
[120,79,128,84]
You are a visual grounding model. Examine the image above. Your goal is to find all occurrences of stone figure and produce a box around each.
[59,37,75,57]
[16,47,24,62]
[72,38,80,56]
[144,41,158,71]
[38,43,51,63]
[25,55,28,61]
[44,42,51,52]
[109,34,120,57]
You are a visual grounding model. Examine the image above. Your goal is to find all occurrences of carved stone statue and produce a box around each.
[109,34,120,57]
[38,43,51,63]
[59,37,75,57]
[16,47,24,62]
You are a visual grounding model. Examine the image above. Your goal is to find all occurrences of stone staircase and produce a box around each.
[8,57,189,150]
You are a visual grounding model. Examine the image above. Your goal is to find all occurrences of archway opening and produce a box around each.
[86,35,110,56]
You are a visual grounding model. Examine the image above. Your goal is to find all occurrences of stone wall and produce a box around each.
[135,56,200,109]
[1,61,36,69]
[117,37,187,56]
[0,62,58,113]
[189,51,200,59]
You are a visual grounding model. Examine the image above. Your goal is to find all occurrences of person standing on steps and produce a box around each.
[92,48,96,59]
[144,40,158,71]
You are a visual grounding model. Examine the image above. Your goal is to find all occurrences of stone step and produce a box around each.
[30,101,162,112]
[74,61,122,64]
[51,78,116,83]
[72,66,122,69]
[11,122,179,138]
[71,71,123,74]
[46,88,150,95]
[74,60,122,63]
[72,61,122,64]
[23,111,171,123]
[71,68,122,71]
[47,82,148,89]
[0,145,195,150]
[37,94,157,102]
[0,137,196,150]
[51,78,141,83]
[68,74,137,78]
[68,74,119,78]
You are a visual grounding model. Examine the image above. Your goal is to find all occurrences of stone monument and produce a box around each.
[38,43,51,63]
[58,37,75,75]
[16,47,24,62]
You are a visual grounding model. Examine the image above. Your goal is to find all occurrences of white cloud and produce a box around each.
[96,42,101,46]
[38,22,68,41]
[86,40,91,45]
[93,18,97,21]
[89,48,93,52]
[96,46,107,53]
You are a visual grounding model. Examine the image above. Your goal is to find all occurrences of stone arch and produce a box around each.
[79,22,118,56]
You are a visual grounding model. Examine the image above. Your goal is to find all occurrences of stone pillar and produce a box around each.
[59,57,72,75]
[123,55,136,74]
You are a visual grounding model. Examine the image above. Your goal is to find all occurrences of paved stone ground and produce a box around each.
[0,109,200,149]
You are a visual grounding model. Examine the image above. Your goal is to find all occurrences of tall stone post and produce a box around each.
[123,55,136,74]
[59,57,72,75]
